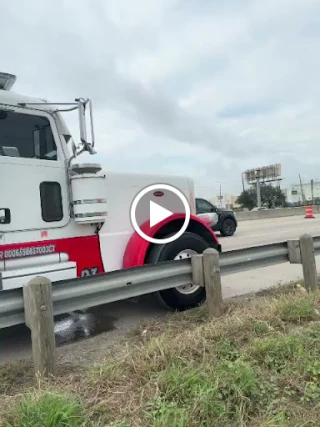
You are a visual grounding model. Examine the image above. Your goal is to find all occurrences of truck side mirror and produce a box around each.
[77,100,88,145]
[75,98,96,155]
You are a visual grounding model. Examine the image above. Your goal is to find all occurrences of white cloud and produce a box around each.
[1,0,320,198]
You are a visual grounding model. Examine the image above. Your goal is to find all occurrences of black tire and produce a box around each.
[220,218,236,237]
[146,232,213,311]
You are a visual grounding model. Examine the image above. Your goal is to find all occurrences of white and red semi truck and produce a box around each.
[0,72,221,311]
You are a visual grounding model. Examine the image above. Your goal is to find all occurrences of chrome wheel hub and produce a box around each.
[174,249,199,295]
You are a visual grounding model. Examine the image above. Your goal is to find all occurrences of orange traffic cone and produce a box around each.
[305,205,315,219]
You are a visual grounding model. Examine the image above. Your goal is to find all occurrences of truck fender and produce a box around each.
[123,213,221,269]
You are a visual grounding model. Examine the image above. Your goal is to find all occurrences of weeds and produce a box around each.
[276,297,319,322]
[1,390,91,427]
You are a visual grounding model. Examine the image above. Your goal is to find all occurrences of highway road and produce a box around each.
[1,215,320,366]
[221,215,320,251]
[219,215,320,299]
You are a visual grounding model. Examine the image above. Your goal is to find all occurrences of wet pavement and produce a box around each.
[54,308,117,347]
[0,307,117,349]
[0,295,168,366]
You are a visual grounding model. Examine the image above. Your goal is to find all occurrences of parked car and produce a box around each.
[196,198,238,236]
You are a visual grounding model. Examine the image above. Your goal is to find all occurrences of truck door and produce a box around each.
[0,107,69,236]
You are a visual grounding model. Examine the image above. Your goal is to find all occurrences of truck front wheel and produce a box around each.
[146,231,213,311]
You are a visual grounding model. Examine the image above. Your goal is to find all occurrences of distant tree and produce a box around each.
[236,184,286,210]
[236,189,256,210]
[260,184,286,208]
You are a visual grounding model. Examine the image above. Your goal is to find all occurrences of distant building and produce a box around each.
[210,194,240,209]
[285,181,320,204]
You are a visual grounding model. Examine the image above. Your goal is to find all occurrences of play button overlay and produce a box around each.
[130,183,191,244]
[150,200,173,227]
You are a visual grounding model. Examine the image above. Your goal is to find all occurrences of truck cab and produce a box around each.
[0,72,220,311]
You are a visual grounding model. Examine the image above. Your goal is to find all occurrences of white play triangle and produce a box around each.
[149,200,173,227]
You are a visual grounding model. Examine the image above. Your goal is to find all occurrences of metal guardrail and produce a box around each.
[2,236,320,329]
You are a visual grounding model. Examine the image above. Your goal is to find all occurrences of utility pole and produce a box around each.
[256,169,261,208]
[219,184,222,207]
[311,179,314,205]
[256,178,261,208]
[241,173,245,192]
[299,174,305,204]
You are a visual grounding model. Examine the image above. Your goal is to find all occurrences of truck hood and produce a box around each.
[216,207,234,214]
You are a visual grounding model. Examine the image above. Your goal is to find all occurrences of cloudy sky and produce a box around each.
[2,0,320,198]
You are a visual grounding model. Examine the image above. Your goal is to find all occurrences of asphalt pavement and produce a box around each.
[1,214,320,366]
[219,215,320,298]
[222,215,320,251]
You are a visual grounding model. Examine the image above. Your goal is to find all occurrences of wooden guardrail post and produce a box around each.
[23,276,56,377]
[202,248,223,317]
[299,234,318,292]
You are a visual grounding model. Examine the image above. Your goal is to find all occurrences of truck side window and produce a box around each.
[196,199,215,214]
[0,110,57,160]
[40,182,63,222]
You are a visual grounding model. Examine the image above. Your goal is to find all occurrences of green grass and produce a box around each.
[276,298,319,322]
[2,284,320,426]
[1,390,91,427]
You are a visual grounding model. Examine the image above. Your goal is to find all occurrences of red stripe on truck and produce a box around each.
[0,235,104,278]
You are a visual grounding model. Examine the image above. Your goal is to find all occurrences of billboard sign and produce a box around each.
[244,164,281,184]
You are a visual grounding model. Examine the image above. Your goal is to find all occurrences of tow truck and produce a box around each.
[0,72,220,310]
